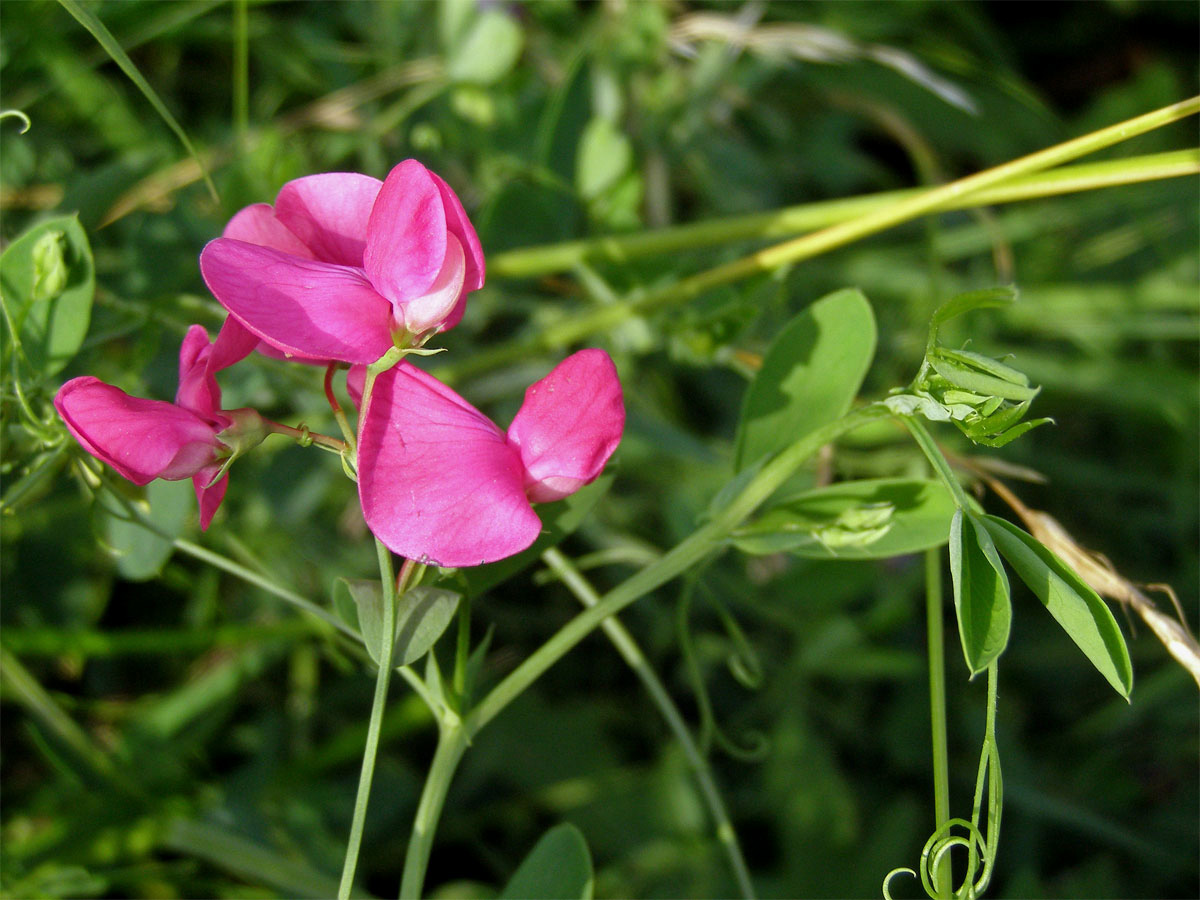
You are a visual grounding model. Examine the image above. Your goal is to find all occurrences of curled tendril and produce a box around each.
[0,109,32,133]
[884,668,1002,900]
[676,574,769,761]
[882,867,916,900]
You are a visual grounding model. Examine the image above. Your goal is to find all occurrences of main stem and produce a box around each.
[398,723,469,900]
[338,540,400,900]
[924,548,952,899]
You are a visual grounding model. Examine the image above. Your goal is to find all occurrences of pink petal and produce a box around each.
[273,173,382,266]
[363,160,447,309]
[223,203,315,258]
[210,317,260,372]
[194,466,228,530]
[357,363,541,567]
[507,349,624,503]
[397,233,466,335]
[430,171,485,292]
[55,377,220,485]
[175,325,220,418]
[200,238,396,364]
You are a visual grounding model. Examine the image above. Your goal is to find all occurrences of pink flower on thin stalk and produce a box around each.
[199,159,485,365]
[54,324,260,529]
[354,349,624,567]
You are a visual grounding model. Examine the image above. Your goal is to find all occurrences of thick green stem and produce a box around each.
[924,549,952,899]
[467,405,888,737]
[489,149,1200,279]
[399,723,469,900]
[338,541,400,900]
[542,548,757,899]
[901,417,973,511]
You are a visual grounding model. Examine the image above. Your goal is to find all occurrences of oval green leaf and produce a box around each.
[734,288,877,472]
[981,515,1133,698]
[447,10,524,85]
[0,214,94,376]
[499,823,593,900]
[576,117,633,200]
[949,510,1012,675]
[394,586,461,667]
[732,478,956,559]
[97,479,192,581]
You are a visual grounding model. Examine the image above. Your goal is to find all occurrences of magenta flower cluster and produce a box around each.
[55,160,624,567]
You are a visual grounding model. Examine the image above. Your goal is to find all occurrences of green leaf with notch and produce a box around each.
[1,214,94,376]
[499,823,594,900]
[949,509,1012,675]
[732,478,956,559]
[981,515,1132,698]
[333,581,461,667]
[734,288,876,472]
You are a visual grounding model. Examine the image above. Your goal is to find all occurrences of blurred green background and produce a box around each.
[2,1,1197,898]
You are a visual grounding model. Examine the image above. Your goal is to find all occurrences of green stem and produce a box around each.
[900,417,973,511]
[399,723,469,900]
[489,149,1199,278]
[441,101,1199,384]
[542,548,757,899]
[466,404,888,737]
[264,420,348,454]
[924,548,952,899]
[338,540,400,900]
[173,538,355,640]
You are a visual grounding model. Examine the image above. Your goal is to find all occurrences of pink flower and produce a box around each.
[199,160,485,365]
[356,350,624,567]
[54,325,257,529]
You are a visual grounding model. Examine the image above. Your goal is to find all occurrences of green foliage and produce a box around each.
[734,288,876,471]
[1,2,1196,899]
[733,477,957,559]
[949,510,1013,675]
[498,823,594,900]
[0,214,94,377]
[98,479,192,581]
[982,516,1133,697]
[334,580,461,668]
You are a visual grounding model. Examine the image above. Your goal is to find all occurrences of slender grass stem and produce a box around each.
[488,149,1200,278]
[338,541,400,900]
[542,548,757,900]
[441,101,1199,384]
